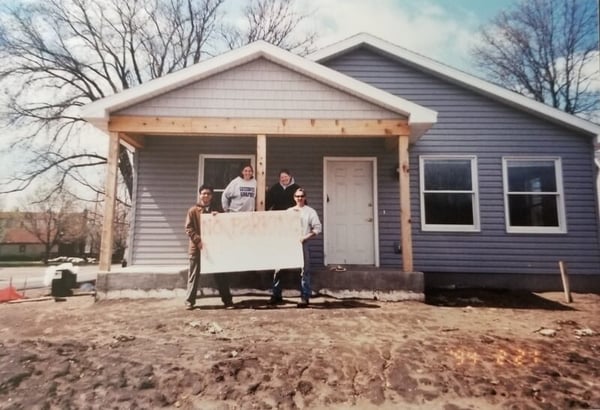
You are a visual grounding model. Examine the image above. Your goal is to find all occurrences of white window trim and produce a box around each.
[502,156,567,234]
[419,155,480,232]
[198,154,256,194]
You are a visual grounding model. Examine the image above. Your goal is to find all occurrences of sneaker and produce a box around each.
[185,302,194,310]
[268,297,284,306]
[296,299,309,308]
[223,300,235,309]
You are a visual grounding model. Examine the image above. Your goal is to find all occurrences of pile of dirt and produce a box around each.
[1,290,598,409]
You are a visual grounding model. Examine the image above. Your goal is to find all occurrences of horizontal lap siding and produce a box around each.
[131,136,256,265]
[117,58,398,119]
[324,48,600,275]
[266,137,402,268]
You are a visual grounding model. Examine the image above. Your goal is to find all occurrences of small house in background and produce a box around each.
[83,33,600,297]
[0,212,50,260]
[0,211,89,261]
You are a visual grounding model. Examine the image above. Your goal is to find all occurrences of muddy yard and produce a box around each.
[0,290,598,409]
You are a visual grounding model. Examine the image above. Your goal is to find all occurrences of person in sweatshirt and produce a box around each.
[266,169,300,211]
[221,165,257,212]
[185,185,233,310]
[271,187,322,308]
[267,169,301,306]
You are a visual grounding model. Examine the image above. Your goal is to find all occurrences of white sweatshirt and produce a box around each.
[221,176,257,212]
[288,205,322,236]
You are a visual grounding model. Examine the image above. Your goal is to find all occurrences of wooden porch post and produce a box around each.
[99,132,120,271]
[398,135,414,272]
[256,134,266,211]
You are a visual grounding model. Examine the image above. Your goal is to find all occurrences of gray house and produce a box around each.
[82,33,600,297]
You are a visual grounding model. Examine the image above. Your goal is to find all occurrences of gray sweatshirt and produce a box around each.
[289,205,322,236]
[221,176,257,212]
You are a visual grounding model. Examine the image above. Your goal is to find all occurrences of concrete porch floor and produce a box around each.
[95,265,424,302]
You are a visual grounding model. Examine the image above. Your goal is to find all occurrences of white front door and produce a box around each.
[324,158,378,266]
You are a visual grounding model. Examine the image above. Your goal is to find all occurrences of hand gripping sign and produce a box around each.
[200,210,304,274]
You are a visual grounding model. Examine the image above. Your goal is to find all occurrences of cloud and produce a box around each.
[304,0,483,70]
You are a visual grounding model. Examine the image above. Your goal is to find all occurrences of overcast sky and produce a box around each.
[296,0,517,70]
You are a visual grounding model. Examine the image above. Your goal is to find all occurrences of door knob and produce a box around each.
[367,218,373,222]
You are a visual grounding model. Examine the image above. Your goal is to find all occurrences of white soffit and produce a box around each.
[81,40,437,140]
[309,33,600,139]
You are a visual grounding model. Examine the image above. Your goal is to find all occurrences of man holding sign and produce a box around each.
[184,185,233,310]
[272,187,322,308]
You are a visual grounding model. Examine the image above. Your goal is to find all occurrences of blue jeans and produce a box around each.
[300,241,311,300]
[272,241,311,300]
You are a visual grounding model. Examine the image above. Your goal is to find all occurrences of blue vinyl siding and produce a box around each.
[322,47,600,276]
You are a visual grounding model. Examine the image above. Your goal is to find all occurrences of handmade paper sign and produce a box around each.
[200,210,304,274]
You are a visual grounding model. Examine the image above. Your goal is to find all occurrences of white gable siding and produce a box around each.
[116,59,400,119]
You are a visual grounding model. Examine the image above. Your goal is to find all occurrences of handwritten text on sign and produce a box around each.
[200,210,304,274]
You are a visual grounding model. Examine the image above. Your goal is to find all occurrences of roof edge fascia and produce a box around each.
[309,33,600,139]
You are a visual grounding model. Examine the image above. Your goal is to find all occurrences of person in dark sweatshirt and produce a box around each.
[266,169,300,211]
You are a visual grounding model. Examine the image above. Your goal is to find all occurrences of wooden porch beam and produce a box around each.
[108,116,409,137]
[398,135,413,273]
[99,132,120,271]
[256,134,266,211]
[118,132,145,149]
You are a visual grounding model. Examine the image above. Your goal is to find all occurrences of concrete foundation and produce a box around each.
[424,272,600,293]
[95,266,425,302]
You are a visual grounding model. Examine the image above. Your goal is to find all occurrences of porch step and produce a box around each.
[95,268,424,301]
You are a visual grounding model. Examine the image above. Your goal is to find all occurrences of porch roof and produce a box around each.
[81,40,437,141]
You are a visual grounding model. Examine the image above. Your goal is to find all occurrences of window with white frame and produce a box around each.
[502,157,566,233]
[199,155,255,209]
[419,156,480,231]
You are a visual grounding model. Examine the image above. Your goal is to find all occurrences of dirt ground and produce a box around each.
[0,289,598,410]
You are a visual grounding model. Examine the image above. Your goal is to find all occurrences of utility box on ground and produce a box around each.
[51,269,77,297]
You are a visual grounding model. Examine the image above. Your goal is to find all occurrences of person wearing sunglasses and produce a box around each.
[271,187,322,308]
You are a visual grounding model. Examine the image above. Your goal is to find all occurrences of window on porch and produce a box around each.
[199,155,255,210]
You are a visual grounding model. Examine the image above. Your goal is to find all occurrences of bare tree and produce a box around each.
[17,187,87,261]
[85,195,129,261]
[471,0,599,119]
[0,0,318,204]
[0,0,225,201]
[221,0,316,54]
